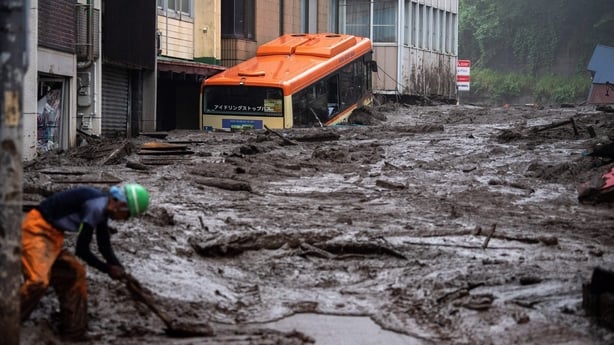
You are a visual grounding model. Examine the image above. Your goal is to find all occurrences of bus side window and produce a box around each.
[292,82,328,127]
[339,63,359,109]
[292,87,311,127]
[327,76,339,116]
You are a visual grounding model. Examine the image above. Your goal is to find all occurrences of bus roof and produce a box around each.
[203,33,372,96]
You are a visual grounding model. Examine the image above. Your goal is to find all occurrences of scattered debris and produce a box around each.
[124,273,214,337]
[192,177,253,192]
[530,118,579,136]
[264,125,299,146]
[482,224,497,249]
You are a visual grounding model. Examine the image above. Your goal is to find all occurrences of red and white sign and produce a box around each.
[457,60,471,91]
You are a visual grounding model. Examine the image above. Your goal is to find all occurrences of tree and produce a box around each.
[0,1,28,344]
[459,0,614,75]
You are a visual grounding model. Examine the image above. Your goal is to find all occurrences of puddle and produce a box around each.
[263,313,424,345]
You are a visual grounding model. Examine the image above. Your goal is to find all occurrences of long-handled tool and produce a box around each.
[123,273,214,337]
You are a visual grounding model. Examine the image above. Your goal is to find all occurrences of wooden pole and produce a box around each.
[0,1,28,343]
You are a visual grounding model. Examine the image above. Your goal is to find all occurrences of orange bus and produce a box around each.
[200,33,376,130]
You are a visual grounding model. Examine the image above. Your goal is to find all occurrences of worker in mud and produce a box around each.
[19,183,150,341]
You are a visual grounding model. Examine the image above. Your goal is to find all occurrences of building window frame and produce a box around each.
[221,0,256,40]
[157,0,193,21]
[339,0,398,44]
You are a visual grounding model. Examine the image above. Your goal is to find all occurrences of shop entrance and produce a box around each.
[37,77,68,153]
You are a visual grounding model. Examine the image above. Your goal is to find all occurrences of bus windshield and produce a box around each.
[203,85,284,117]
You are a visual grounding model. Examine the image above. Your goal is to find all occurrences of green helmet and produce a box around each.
[124,183,149,217]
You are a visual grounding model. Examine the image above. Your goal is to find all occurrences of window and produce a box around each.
[329,0,339,33]
[302,0,318,33]
[426,6,432,50]
[342,0,370,38]
[341,0,398,43]
[222,0,255,39]
[403,0,411,46]
[157,0,193,18]
[373,1,397,43]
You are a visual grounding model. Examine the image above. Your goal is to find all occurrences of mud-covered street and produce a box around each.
[20,104,614,344]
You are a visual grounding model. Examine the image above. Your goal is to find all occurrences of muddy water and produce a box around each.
[263,313,424,345]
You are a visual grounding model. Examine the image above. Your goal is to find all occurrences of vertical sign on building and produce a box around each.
[457,60,471,91]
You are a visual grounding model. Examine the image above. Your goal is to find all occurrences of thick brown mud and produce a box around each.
[20,104,614,344]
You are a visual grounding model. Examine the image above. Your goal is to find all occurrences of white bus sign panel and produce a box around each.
[457,60,471,91]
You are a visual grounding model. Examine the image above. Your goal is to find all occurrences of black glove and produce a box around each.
[108,265,125,280]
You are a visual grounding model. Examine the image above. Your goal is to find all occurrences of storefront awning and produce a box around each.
[157,57,225,81]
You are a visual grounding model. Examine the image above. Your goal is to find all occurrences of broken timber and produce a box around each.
[137,142,195,166]
[138,142,194,156]
[291,131,341,142]
[188,231,407,259]
[531,118,579,136]
[264,125,298,145]
[102,140,131,165]
[193,177,252,192]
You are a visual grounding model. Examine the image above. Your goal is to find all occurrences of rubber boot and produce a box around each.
[50,250,88,341]
[20,282,48,322]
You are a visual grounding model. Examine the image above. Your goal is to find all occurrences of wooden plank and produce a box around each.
[140,142,188,150]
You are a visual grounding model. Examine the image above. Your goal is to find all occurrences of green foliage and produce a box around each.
[469,68,591,105]
[533,74,592,104]
[459,0,614,74]
[460,0,612,102]
[471,69,532,101]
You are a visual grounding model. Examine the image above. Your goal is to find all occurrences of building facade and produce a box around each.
[21,0,458,160]
[219,0,459,100]
[23,0,157,160]
[155,0,224,131]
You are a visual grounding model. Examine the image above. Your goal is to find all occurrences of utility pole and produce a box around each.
[0,1,28,344]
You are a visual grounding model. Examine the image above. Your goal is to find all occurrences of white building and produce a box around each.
[330,0,458,100]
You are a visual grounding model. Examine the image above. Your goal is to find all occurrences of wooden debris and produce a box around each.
[138,142,194,157]
[375,179,406,190]
[291,131,341,142]
[264,125,298,146]
[531,118,579,136]
[193,177,253,192]
[462,294,494,311]
[141,142,188,150]
[188,231,406,260]
[140,157,192,166]
[140,132,169,139]
[39,170,86,175]
[51,178,122,184]
[126,160,150,171]
[102,140,131,165]
[403,241,525,250]
[138,150,194,155]
[482,224,497,249]
[300,243,337,259]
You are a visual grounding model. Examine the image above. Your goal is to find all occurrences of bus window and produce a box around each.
[339,60,365,110]
[327,75,339,116]
[292,79,330,127]
[203,85,283,116]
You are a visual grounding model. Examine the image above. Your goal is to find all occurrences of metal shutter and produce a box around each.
[102,65,130,137]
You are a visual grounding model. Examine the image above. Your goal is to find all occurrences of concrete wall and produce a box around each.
[193,0,221,64]
[157,15,194,60]
[23,0,39,161]
[23,0,105,161]
[372,0,458,98]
